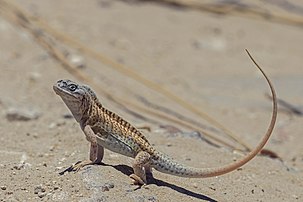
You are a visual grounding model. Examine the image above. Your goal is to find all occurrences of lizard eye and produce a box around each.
[68,84,78,92]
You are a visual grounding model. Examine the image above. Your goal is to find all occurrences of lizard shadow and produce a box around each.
[105,163,218,202]
[59,162,217,201]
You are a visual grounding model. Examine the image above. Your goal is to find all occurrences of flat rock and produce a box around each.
[5,107,41,121]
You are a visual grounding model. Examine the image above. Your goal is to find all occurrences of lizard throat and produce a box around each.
[63,99,84,123]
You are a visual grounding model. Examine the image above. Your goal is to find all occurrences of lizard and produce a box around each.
[53,50,277,185]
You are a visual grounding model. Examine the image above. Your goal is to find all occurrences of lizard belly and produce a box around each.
[95,134,137,158]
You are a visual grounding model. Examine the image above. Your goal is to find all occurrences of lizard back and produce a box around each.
[85,102,156,157]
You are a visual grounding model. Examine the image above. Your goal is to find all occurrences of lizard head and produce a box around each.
[53,79,99,123]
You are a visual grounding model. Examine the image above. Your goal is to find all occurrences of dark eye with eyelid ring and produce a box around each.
[68,84,78,91]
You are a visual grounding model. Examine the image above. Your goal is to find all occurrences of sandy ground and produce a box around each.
[0,0,303,201]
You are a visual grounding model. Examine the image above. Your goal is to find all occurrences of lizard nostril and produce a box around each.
[57,80,67,88]
[57,80,64,87]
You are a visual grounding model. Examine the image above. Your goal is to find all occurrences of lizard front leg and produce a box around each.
[70,142,104,172]
[85,124,104,164]
[130,151,151,185]
[60,125,104,174]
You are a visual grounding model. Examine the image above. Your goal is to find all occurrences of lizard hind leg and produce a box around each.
[130,151,152,185]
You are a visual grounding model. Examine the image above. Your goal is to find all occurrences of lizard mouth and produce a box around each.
[53,84,61,95]
[53,83,68,95]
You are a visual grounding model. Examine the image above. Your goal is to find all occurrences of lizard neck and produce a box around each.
[63,100,86,123]
[80,101,102,128]
[64,97,94,127]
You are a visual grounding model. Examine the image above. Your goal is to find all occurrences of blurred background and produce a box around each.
[0,0,302,201]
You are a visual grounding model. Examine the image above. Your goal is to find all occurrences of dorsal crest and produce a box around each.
[82,85,103,109]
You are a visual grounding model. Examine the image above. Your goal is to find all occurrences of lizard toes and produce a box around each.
[59,160,85,175]
[59,164,79,175]
[129,174,146,186]
[71,163,85,172]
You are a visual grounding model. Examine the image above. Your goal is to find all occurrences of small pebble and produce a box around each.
[49,146,55,152]
[6,107,41,121]
[29,72,41,82]
[48,120,66,129]
[63,114,73,119]
[147,196,157,201]
[14,161,31,170]
[34,189,39,194]
[208,186,216,191]
[13,163,24,170]
[192,38,226,51]
[55,166,63,171]
[48,123,56,129]
[1,186,6,190]
[67,53,85,69]
[101,186,109,192]
[106,183,114,189]
[34,184,46,194]
[37,153,44,158]
[101,182,114,192]
[181,131,201,139]
[38,192,46,198]
[166,143,172,147]
[32,133,38,139]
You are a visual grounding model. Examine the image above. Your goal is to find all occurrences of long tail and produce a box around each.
[153,50,277,178]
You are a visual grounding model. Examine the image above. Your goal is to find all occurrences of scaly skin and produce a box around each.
[53,51,277,185]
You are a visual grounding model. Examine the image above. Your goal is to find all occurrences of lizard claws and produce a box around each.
[59,160,93,175]
[129,174,147,186]
[59,161,82,175]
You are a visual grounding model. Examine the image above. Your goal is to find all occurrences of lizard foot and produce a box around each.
[59,160,95,175]
[129,174,146,186]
